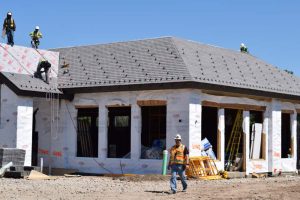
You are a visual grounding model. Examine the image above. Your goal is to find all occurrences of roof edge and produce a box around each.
[59,81,300,102]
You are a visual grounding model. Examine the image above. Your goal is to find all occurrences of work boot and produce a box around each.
[169,190,176,194]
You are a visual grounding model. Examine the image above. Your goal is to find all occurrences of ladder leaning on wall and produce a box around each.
[225,110,243,171]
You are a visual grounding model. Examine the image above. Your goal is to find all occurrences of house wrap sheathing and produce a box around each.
[0,37,300,175]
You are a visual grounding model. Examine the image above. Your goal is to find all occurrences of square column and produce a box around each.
[188,103,202,157]
[262,111,269,160]
[98,105,108,159]
[218,108,225,169]
[268,101,281,174]
[291,113,297,161]
[130,104,141,160]
[243,111,250,175]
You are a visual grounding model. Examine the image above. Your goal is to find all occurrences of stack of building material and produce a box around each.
[250,123,263,159]
[201,138,216,160]
[0,148,25,167]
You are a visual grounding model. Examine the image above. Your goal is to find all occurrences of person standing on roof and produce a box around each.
[168,134,189,194]
[30,26,42,49]
[2,12,16,46]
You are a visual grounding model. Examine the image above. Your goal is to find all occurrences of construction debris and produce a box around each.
[252,172,267,178]
[27,170,56,180]
[0,162,13,177]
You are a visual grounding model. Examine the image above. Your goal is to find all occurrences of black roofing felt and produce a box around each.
[52,37,300,99]
[0,72,67,98]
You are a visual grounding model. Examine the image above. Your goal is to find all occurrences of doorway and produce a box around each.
[31,108,39,166]
[225,109,244,171]
[108,107,131,158]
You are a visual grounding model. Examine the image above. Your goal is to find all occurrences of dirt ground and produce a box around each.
[0,175,300,200]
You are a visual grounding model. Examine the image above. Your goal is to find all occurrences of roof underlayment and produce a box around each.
[0,43,61,95]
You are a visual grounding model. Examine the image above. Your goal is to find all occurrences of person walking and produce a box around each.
[2,12,16,46]
[168,134,189,194]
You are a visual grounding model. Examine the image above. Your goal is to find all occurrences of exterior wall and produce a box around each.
[35,89,192,174]
[0,85,33,166]
[33,89,300,174]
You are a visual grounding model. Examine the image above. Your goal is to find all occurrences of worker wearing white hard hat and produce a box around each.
[30,26,43,49]
[240,43,248,53]
[2,11,16,46]
[168,134,189,194]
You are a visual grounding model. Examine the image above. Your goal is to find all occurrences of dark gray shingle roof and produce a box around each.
[53,37,300,98]
[0,72,62,96]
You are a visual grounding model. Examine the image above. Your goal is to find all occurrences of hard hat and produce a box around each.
[174,134,182,140]
[35,26,40,30]
[7,12,12,16]
[241,43,245,47]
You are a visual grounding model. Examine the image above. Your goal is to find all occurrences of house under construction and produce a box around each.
[0,37,300,175]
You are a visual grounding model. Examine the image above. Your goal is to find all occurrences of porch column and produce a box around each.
[188,103,202,157]
[98,104,108,159]
[130,104,141,160]
[291,112,297,161]
[218,108,225,169]
[262,110,269,161]
[268,101,281,174]
[243,110,250,175]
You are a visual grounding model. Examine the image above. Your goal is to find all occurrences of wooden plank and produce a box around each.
[137,100,167,106]
[282,110,294,114]
[262,133,266,160]
[291,137,294,157]
[202,90,273,102]
[202,101,220,108]
[202,101,266,111]
[217,129,221,161]
[75,105,98,109]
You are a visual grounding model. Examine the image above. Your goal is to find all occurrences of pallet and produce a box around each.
[186,156,222,180]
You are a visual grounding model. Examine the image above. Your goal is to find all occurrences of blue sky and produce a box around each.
[1,0,299,76]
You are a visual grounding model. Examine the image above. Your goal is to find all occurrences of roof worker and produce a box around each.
[168,134,189,194]
[2,12,16,46]
[34,59,51,84]
[30,26,43,49]
[240,43,249,53]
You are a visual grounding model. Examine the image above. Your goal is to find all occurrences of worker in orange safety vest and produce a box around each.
[168,134,189,194]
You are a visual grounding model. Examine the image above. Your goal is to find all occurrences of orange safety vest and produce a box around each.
[169,144,186,165]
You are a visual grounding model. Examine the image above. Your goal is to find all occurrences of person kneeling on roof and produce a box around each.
[240,43,249,53]
[34,59,51,84]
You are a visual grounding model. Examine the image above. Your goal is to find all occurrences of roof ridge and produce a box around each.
[169,37,194,81]
[51,36,176,50]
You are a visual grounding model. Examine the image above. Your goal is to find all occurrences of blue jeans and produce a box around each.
[6,29,14,46]
[170,164,187,192]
